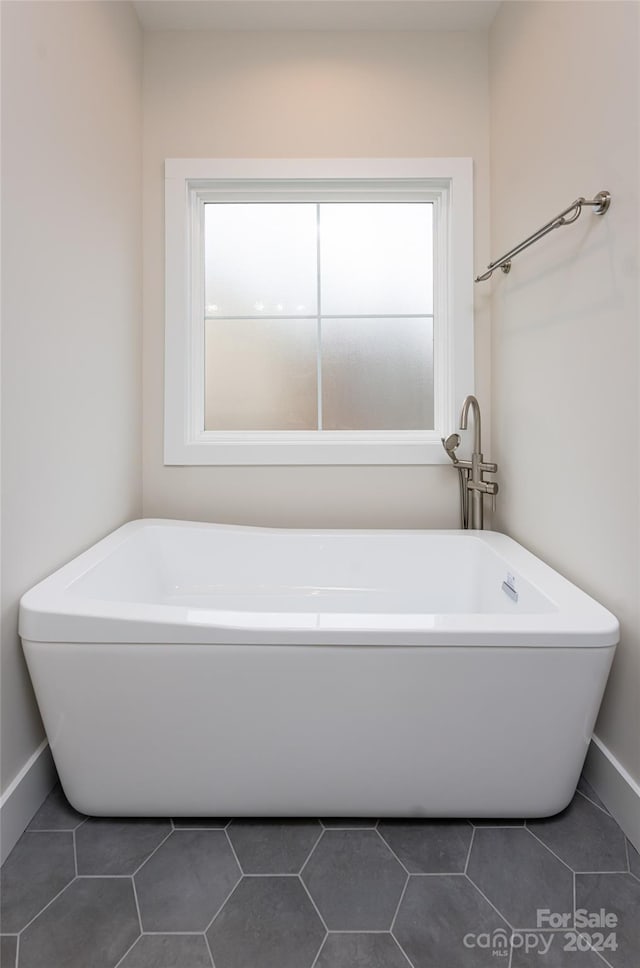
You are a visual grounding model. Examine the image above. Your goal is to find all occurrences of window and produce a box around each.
[165,159,473,464]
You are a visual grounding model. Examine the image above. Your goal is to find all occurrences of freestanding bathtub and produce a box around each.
[20,519,618,818]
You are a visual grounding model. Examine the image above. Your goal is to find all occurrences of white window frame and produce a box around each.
[164,157,474,465]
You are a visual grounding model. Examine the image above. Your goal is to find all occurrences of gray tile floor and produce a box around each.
[1,777,638,968]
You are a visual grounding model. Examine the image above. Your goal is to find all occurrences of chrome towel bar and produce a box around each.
[475,190,611,282]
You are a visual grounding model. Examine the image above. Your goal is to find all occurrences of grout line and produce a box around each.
[230,871,299,877]
[524,826,575,875]
[25,825,85,834]
[572,871,577,930]
[72,829,78,877]
[112,933,141,968]
[464,826,476,874]
[14,935,19,968]
[204,930,216,968]
[391,931,419,968]
[170,825,230,831]
[625,839,640,881]
[131,876,144,934]
[318,823,377,830]
[299,828,325,877]
[222,829,244,876]
[16,877,76,936]
[203,877,243,934]
[131,827,174,876]
[323,929,396,934]
[76,874,134,879]
[573,868,632,874]
[576,780,614,820]
[298,874,330,933]
[297,826,325,874]
[464,873,515,931]
[591,942,615,968]
[575,789,612,818]
[374,828,411,876]
[409,871,467,877]
[468,822,524,828]
[389,875,410,933]
[308,931,328,968]
[388,932,415,968]
[572,928,616,968]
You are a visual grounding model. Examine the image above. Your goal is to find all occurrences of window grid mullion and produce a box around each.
[203,313,436,321]
[316,202,323,432]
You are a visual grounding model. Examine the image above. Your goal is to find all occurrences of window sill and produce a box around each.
[164,431,451,466]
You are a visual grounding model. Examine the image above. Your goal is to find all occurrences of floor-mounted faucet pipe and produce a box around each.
[441,396,498,530]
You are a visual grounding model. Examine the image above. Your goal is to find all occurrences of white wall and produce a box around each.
[490,2,639,788]
[142,29,491,527]
[1,0,143,805]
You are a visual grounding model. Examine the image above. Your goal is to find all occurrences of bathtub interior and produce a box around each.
[65,523,556,616]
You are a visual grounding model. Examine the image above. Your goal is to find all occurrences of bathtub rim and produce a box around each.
[19,519,620,648]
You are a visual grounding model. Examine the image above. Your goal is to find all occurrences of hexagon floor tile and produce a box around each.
[575,872,640,968]
[76,819,172,875]
[0,832,75,933]
[226,819,321,873]
[1,935,17,968]
[134,830,241,932]
[301,829,407,930]
[378,820,473,873]
[527,793,628,872]
[315,932,412,968]
[577,776,611,814]
[18,878,139,968]
[393,874,509,968]
[117,934,212,968]
[466,827,574,929]
[510,932,608,967]
[1,780,639,968]
[207,876,324,968]
[26,786,85,832]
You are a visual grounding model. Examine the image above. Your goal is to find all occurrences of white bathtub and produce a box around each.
[20,519,618,818]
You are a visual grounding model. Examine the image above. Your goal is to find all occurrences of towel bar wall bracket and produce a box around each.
[475,190,611,283]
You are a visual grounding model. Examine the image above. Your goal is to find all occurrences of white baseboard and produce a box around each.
[1,735,637,864]
[584,734,640,854]
[0,740,57,865]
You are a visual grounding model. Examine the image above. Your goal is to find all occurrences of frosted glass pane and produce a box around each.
[320,203,433,315]
[204,204,317,317]
[321,318,433,430]
[205,319,318,430]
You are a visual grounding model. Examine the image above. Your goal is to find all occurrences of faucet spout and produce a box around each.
[459,395,482,455]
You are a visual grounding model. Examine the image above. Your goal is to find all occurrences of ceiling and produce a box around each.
[133,0,502,32]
